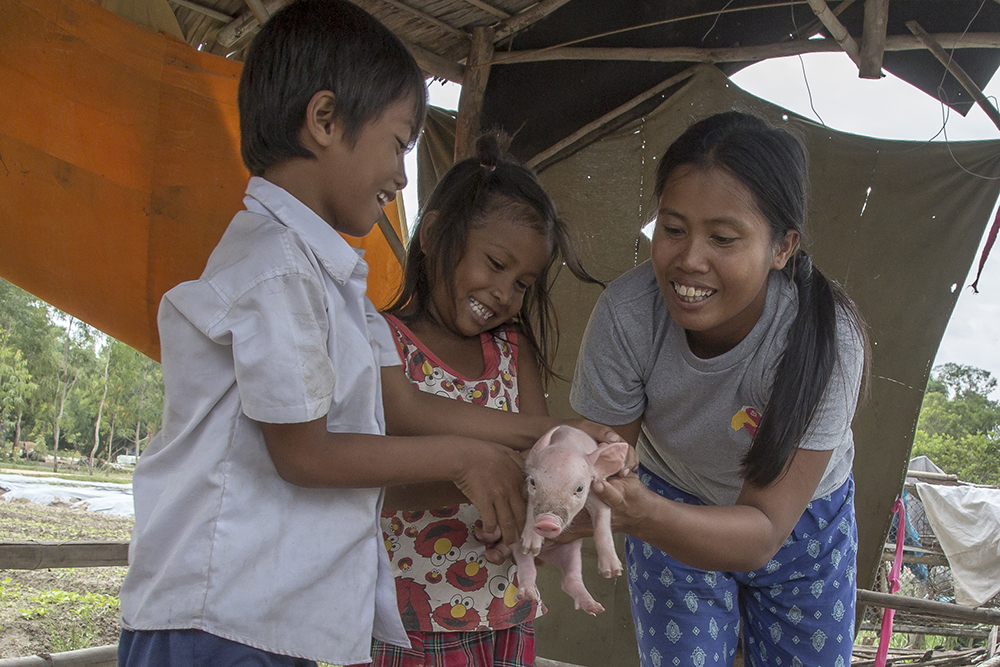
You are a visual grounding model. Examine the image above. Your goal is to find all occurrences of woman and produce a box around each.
[572,111,870,667]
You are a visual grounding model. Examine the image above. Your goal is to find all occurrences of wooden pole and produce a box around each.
[525,66,696,170]
[454,26,495,162]
[906,20,1000,132]
[859,0,889,78]
[243,0,271,25]
[458,0,510,20]
[490,33,1000,66]
[857,588,1000,626]
[0,645,117,667]
[403,40,465,83]
[495,0,575,42]
[805,0,861,66]
[380,0,467,39]
[0,541,129,569]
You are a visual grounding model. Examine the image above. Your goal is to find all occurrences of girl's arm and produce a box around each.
[259,418,526,544]
[591,445,833,572]
[382,342,551,511]
[380,365,619,448]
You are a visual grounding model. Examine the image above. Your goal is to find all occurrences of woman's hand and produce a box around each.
[590,474,653,534]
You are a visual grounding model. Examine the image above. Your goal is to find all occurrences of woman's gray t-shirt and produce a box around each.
[570,260,864,506]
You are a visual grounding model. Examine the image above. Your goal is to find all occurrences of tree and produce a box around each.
[912,363,1000,486]
[0,327,37,457]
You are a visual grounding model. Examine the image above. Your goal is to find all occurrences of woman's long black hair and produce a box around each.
[654,111,871,487]
[387,134,602,386]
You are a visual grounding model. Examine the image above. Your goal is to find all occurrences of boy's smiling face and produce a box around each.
[284,92,418,237]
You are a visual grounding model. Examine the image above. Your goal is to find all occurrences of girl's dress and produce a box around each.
[369,313,541,667]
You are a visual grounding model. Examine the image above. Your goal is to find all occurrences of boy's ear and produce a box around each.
[304,90,340,148]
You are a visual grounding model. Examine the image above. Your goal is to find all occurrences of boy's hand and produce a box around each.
[568,418,622,447]
[454,442,526,547]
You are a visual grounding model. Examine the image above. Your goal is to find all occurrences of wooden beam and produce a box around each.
[380,0,468,40]
[403,39,465,83]
[495,0,574,42]
[458,0,509,20]
[859,622,991,640]
[859,0,889,78]
[857,588,1000,626]
[789,0,859,40]
[805,0,861,66]
[243,0,271,25]
[906,469,960,483]
[454,26,495,161]
[907,20,1000,132]
[0,541,129,569]
[171,0,235,23]
[527,67,698,170]
[0,644,118,667]
[489,33,1000,66]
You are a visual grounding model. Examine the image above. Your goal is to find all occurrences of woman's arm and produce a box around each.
[592,447,833,572]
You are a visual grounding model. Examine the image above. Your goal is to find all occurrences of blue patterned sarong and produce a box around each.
[626,467,857,667]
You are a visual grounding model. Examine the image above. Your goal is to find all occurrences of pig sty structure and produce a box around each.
[513,425,629,615]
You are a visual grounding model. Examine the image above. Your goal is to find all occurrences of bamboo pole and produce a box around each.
[458,0,509,20]
[859,0,889,78]
[491,33,1000,66]
[0,644,117,667]
[859,622,991,639]
[526,66,698,170]
[494,0,575,42]
[906,20,1000,132]
[454,26,495,161]
[805,0,861,65]
[857,588,1000,626]
[0,542,129,570]
[380,0,468,39]
[243,0,271,25]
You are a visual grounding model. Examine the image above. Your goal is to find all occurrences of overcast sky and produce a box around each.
[404,53,1000,398]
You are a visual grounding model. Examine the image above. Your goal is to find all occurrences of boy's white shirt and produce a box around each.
[119,177,409,663]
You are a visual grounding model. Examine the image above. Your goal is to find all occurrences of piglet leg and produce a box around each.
[543,540,604,615]
[512,546,541,603]
[590,499,623,578]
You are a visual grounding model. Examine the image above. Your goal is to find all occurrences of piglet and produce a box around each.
[513,425,629,615]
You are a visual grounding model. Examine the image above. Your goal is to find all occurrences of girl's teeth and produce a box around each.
[470,298,494,320]
[377,193,388,207]
[673,282,715,301]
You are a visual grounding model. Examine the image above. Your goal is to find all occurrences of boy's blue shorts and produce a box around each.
[118,629,318,667]
[626,467,857,667]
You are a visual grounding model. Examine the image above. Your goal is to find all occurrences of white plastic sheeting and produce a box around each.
[0,472,134,517]
[915,482,1000,607]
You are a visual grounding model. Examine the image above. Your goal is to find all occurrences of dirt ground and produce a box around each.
[0,498,132,660]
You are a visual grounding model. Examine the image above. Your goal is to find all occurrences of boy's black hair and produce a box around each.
[654,111,871,487]
[238,0,427,176]
[388,134,602,386]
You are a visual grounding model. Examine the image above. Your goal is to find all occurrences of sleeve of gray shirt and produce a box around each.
[570,288,649,426]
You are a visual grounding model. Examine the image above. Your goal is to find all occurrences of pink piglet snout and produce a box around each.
[533,512,564,538]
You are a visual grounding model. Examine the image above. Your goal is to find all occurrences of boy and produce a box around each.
[117,2,590,665]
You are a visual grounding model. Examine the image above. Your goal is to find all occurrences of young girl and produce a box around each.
[371,135,601,666]
[572,112,871,667]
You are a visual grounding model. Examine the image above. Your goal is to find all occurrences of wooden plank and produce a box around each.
[0,644,117,667]
[857,588,1000,626]
[805,0,861,65]
[380,0,467,39]
[171,0,234,23]
[859,0,889,78]
[526,66,697,169]
[859,622,991,639]
[0,541,129,569]
[494,0,574,42]
[906,20,1000,131]
[454,25,494,161]
[458,0,509,20]
[491,33,1000,66]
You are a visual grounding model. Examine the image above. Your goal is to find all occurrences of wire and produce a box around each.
[702,0,737,43]
[788,5,826,126]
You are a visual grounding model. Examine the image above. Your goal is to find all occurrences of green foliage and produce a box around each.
[913,363,1000,486]
[16,588,120,652]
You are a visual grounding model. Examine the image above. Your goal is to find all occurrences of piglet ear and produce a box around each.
[532,425,563,452]
[586,442,629,480]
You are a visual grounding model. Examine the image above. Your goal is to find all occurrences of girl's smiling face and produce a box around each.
[652,164,798,358]
[425,203,552,338]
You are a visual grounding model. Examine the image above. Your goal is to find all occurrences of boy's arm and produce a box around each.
[259,419,525,544]
[380,365,618,449]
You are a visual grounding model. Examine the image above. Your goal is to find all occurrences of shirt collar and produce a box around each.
[243,176,366,284]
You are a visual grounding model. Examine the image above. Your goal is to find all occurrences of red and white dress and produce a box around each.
[379,313,541,634]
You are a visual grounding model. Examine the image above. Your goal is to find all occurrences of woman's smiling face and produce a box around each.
[651,164,798,358]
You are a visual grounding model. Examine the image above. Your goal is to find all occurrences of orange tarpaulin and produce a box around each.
[0,0,405,361]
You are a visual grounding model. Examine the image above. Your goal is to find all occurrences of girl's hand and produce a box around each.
[454,442,526,547]
[590,474,652,534]
[568,418,623,447]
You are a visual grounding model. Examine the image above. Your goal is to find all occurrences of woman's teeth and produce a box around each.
[673,282,715,303]
[470,298,494,320]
